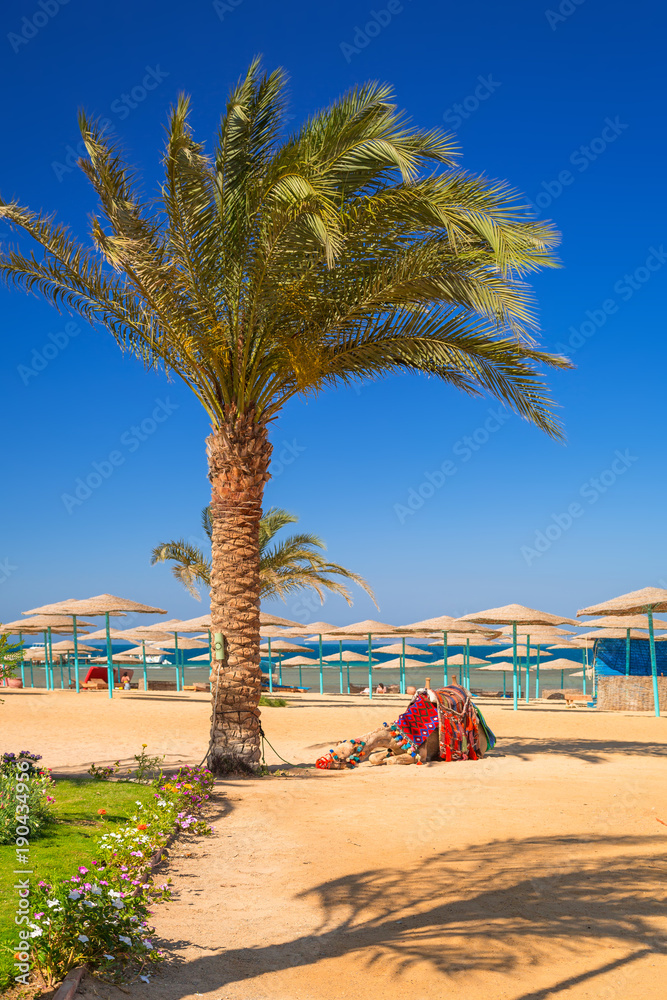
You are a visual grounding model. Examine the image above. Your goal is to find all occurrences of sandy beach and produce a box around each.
[3,689,667,1000]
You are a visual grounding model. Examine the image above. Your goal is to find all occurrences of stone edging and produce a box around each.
[52,966,86,1000]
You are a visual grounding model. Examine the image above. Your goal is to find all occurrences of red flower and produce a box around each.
[97,808,107,815]
[136,823,148,830]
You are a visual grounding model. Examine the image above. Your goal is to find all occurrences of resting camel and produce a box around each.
[316,684,495,769]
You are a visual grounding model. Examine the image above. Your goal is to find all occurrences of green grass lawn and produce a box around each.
[0,778,156,989]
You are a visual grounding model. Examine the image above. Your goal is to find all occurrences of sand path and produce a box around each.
[3,690,667,999]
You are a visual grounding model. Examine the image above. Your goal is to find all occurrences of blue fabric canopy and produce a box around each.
[594,638,667,676]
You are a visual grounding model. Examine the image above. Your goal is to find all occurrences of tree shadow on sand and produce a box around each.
[150,833,667,997]
[497,735,667,763]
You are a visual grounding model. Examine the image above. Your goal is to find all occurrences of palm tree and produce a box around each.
[151,505,376,605]
[0,60,571,770]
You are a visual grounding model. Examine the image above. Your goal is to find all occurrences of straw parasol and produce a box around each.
[326,621,404,700]
[487,647,553,658]
[50,640,97,654]
[458,604,579,709]
[122,645,169,657]
[402,615,500,690]
[374,643,430,656]
[276,653,318,687]
[259,640,309,652]
[439,653,489,666]
[577,614,667,680]
[259,612,302,627]
[578,587,667,716]
[23,595,166,696]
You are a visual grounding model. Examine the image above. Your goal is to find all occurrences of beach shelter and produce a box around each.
[327,621,403,699]
[374,643,430,656]
[578,615,667,679]
[277,653,317,688]
[23,596,166,697]
[403,615,499,690]
[578,589,667,715]
[5,614,96,692]
[287,622,337,695]
[488,644,554,698]
[320,648,376,694]
[458,604,579,710]
[259,640,309,686]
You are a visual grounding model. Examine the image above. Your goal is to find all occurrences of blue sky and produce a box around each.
[1,0,665,628]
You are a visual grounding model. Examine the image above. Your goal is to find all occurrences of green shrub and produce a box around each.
[0,766,56,845]
[259,696,288,707]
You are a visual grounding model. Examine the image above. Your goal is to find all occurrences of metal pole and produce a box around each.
[278,652,283,686]
[318,634,324,695]
[536,645,541,699]
[503,670,506,698]
[346,660,350,695]
[401,637,406,695]
[48,627,54,690]
[67,659,71,689]
[625,628,631,675]
[512,622,518,710]
[525,635,531,703]
[443,631,448,687]
[59,656,64,689]
[465,638,470,690]
[174,633,180,692]
[647,607,660,718]
[30,659,34,688]
[267,638,273,693]
[582,649,587,696]
[339,641,343,694]
[368,633,373,699]
[142,640,148,692]
[73,616,80,693]
[19,631,25,688]
[560,668,564,690]
[42,631,48,689]
[105,614,114,698]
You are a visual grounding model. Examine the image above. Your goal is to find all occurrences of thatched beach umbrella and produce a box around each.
[320,648,376,694]
[23,595,166,697]
[327,620,402,699]
[278,653,317,688]
[259,639,309,686]
[403,615,499,690]
[287,622,337,695]
[458,604,579,710]
[578,614,667,680]
[488,644,554,698]
[374,643,430,656]
[6,614,96,692]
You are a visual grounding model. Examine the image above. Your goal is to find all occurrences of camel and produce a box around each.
[316,684,495,769]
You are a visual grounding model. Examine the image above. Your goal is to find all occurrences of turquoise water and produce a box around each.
[18,641,586,695]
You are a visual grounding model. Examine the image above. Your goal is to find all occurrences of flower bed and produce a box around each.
[7,761,215,989]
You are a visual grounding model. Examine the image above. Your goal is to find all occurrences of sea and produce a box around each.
[21,640,587,694]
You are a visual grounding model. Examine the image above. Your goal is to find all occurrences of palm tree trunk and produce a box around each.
[206,410,272,772]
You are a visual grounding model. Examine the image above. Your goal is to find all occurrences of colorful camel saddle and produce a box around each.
[396,685,496,762]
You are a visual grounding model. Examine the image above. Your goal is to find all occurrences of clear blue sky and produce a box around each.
[1,0,665,628]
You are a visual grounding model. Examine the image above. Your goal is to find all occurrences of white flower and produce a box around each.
[108,890,122,897]
[77,934,89,943]
[68,890,81,900]
[143,939,153,949]
[119,935,132,945]
[103,954,114,960]
[28,925,43,938]
[90,886,102,895]
[135,800,142,806]
[157,799,166,807]
[47,899,61,908]
[112,899,125,909]
[84,900,96,908]
[139,976,150,983]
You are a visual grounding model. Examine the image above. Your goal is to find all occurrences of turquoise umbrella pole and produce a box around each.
[267,637,273,693]
[401,637,406,695]
[67,657,71,689]
[502,670,506,698]
[512,622,518,710]
[318,634,324,694]
[368,633,373,699]
[525,635,531,703]
[142,640,148,692]
[174,633,180,692]
[443,632,448,687]
[536,646,541,699]
[18,631,25,688]
[582,649,587,696]
[346,659,351,695]
[48,627,54,690]
[299,660,303,689]
[59,655,64,689]
[465,638,470,689]
[105,613,114,698]
[561,668,564,690]
[625,628,631,675]
[647,607,660,717]
[42,630,49,689]
[29,658,34,688]
[278,653,283,686]
[73,615,80,693]
[339,641,343,694]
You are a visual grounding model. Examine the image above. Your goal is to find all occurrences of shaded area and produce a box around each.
[498,736,667,763]
[142,833,667,996]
